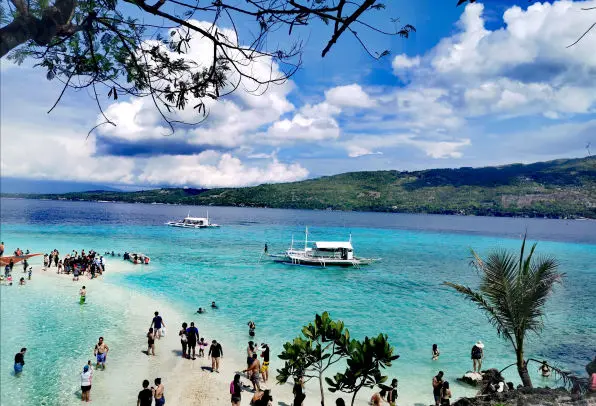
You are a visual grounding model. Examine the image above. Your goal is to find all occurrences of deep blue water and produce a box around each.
[1,198,595,405]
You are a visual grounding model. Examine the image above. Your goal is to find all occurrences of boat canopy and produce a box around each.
[313,242,353,250]
[185,217,208,222]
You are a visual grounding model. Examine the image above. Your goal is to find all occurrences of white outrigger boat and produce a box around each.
[269,227,378,268]
[166,212,220,229]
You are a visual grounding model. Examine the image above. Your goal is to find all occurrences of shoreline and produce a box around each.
[2,196,594,221]
[1,263,367,406]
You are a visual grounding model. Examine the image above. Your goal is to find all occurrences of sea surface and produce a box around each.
[1,198,595,406]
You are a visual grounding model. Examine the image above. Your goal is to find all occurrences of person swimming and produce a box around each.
[197,307,205,314]
[211,301,218,309]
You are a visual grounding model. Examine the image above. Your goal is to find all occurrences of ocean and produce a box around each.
[1,198,595,406]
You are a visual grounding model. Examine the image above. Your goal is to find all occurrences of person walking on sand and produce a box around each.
[471,341,484,373]
[208,339,223,372]
[260,343,270,383]
[440,381,452,406]
[79,286,86,304]
[179,323,188,358]
[147,328,156,356]
[432,344,440,361]
[186,322,199,359]
[14,348,26,374]
[387,378,398,406]
[151,311,165,340]
[137,379,154,406]
[432,371,444,406]
[81,363,93,402]
[244,353,261,391]
[94,337,109,370]
[230,373,243,406]
[293,376,306,406]
[154,377,165,406]
[198,337,207,358]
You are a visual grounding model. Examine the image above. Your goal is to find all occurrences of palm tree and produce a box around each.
[444,236,564,388]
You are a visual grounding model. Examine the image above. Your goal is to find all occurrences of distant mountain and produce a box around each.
[3,157,595,219]
[0,177,122,194]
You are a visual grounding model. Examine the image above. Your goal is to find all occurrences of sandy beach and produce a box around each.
[2,261,364,406]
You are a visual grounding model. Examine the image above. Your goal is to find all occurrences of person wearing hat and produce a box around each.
[81,362,93,402]
[471,341,485,373]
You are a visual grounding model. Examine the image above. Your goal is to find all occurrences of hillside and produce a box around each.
[4,157,596,218]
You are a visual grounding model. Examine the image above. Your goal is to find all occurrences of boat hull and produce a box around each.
[166,223,220,229]
[271,255,375,267]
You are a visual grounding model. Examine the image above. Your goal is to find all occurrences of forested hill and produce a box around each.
[4,157,596,219]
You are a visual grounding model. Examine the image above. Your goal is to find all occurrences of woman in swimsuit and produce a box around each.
[247,341,256,368]
[230,373,242,406]
[248,321,256,337]
[147,328,155,356]
[432,344,440,361]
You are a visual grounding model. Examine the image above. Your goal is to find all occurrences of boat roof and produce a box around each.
[313,241,353,250]
[184,216,208,221]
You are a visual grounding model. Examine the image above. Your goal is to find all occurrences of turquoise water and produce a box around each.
[1,199,595,405]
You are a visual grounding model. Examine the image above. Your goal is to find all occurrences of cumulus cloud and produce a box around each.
[324,84,376,108]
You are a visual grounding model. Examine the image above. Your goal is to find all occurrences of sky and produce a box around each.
[1,0,595,189]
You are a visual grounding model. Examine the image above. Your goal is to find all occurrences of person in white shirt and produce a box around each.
[81,362,93,402]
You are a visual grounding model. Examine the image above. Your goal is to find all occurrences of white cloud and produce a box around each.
[343,134,471,159]
[136,153,308,187]
[392,54,421,80]
[324,84,376,108]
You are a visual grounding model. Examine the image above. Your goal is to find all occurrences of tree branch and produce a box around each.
[321,0,376,57]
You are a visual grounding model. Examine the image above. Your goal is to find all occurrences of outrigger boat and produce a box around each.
[123,252,150,264]
[165,212,220,229]
[0,253,42,266]
[269,227,378,268]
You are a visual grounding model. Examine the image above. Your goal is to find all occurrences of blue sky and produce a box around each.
[1,0,595,189]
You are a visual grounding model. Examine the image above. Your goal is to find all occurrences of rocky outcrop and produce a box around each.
[453,387,596,406]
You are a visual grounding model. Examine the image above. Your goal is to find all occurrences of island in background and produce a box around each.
[3,157,595,219]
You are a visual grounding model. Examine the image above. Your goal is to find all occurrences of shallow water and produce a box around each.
[1,199,595,405]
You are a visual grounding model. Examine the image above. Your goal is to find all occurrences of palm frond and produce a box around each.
[443,282,515,346]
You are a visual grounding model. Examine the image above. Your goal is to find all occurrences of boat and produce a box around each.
[0,253,42,266]
[165,212,220,228]
[269,227,378,268]
[123,252,150,264]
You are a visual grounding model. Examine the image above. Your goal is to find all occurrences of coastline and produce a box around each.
[0,263,365,406]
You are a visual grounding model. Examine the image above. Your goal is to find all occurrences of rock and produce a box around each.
[458,371,485,386]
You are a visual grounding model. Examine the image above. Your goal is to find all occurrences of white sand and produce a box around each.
[23,263,362,406]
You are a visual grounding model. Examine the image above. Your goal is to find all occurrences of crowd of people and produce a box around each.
[43,249,106,280]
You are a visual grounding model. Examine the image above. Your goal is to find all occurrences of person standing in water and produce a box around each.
[0,241,4,256]
[432,344,440,361]
[79,286,87,304]
[154,377,165,406]
[471,341,484,373]
[151,311,165,340]
[14,348,26,374]
[208,340,223,372]
[80,363,93,402]
[248,321,256,337]
[440,381,452,405]
[22,259,28,273]
[94,337,109,370]
[186,322,199,360]
[432,371,444,406]
[538,361,551,377]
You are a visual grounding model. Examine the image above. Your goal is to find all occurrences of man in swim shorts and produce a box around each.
[14,348,26,374]
[94,337,109,370]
